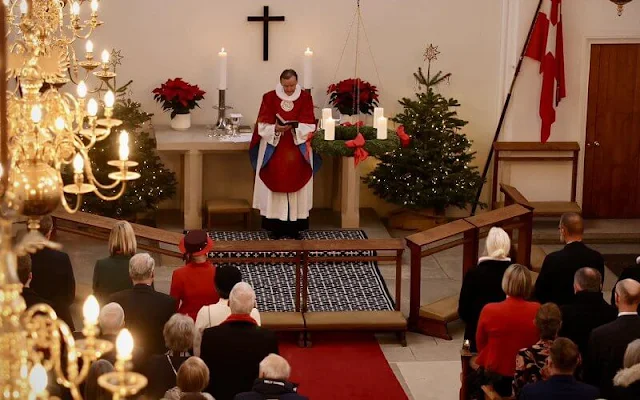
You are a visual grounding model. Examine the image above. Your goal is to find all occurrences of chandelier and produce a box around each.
[609,0,634,15]
[1,1,147,398]
[4,0,139,231]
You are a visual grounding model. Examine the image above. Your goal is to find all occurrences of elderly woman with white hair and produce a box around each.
[614,339,640,399]
[93,221,137,304]
[144,314,196,400]
[234,354,308,400]
[458,227,513,352]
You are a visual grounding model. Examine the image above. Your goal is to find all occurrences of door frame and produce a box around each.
[577,36,640,210]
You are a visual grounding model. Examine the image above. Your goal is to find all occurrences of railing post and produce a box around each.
[408,242,422,329]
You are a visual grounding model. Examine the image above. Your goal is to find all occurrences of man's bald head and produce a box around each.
[574,267,602,293]
[615,279,640,310]
[560,213,584,238]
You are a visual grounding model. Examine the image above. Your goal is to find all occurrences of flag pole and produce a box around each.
[470,0,544,216]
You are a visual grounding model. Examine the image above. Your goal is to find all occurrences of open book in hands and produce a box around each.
[276,113,299,129]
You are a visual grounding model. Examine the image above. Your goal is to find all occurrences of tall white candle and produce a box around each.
[322,108,332,122]
[218,48,228,90]
[373,107,384,129]
[324,118,335,141]
[303,47,313,89]
[377,117,388,140]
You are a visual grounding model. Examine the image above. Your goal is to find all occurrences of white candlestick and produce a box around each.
[218,48,228,90]
[377,117,388,140]
[324,118,335,141]
[373,107,384,129]
[303,47,313,89]
[322,108,332,121]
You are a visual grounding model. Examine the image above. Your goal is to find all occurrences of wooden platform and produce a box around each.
[493,200,581,217]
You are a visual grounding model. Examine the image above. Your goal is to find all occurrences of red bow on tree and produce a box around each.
[345,133,369,166]
[340,121,364,128]
[397,125,411,147]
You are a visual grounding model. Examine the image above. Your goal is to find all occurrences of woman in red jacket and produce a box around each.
[171,230,219,320]
[475,263,541,397]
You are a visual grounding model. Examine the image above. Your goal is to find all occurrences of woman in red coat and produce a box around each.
[170,230,219,320]
[475,263,541,397]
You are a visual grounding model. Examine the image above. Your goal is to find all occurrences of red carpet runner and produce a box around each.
[279,332,409,399]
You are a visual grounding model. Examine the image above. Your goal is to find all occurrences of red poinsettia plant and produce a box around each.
[327,78,379,116]
[152,78,206,119]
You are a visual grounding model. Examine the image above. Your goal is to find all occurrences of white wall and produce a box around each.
[88,0,640,215]
[502,0,640,204]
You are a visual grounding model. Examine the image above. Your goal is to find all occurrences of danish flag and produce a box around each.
[525,0,566,143]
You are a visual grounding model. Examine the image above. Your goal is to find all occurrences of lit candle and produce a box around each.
[218,48,227,90]
[77,81,87,98]
[90,0,99,13]
[303,47,313,89]
[324,118,335,141]
[119,130,129,161]
[29,364,47,398]
[19,0,27,14]
[116,329,134,360]
[104,90,115,108]
[82,295,99,325]
[54,117,65,131]
[73,153,84,174]
[30,105,42,124]
[71,1,80,16]
[85,40,94,57]
[87,98,98,116]
[101,49,110,65]
[377,116,388,140]
[373,107,384,129]
[322,108,332,122]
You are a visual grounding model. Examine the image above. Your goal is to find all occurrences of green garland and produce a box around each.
[311,126,401,158]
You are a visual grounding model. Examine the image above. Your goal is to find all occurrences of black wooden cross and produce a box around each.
[247,6,285,61]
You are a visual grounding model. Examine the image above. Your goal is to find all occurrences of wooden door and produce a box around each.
[583,44,640,218]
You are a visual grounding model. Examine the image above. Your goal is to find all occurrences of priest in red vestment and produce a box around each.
[249,69,319,239]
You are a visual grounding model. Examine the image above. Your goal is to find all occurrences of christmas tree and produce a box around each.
[364,65,483,214]
[64,98,178,219]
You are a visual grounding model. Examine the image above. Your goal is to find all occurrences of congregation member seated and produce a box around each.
[194,265,261,356]
[512,303,562,398]
[163,356,215,400]
[201,282,279,400]
[458,227,512,352]
[92,221,137,305]
[235,354,308,400]
[96,302,125,364]
[171,230,219,320]
[84,359,114,400]
[17,254,52,309]
[474,264,540,397]
[534,213,604,306]
[110,253,176,358]
[559,267,617,356]
[585,279,640,399]
[610,256,640,310]
[613,339,640,400]
[29,215,76,330]
[144,314,195,400]
[519,338,599,400]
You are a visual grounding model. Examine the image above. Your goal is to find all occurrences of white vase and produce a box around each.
[171,113,191,131]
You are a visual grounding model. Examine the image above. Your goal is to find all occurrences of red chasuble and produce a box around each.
[255,90,315,193]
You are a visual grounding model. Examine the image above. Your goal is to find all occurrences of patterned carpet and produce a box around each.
[206,230,395,312]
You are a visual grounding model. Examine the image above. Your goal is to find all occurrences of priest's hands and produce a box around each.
[275,124,292,133]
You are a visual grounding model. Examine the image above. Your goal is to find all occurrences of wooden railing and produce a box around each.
[405,204,534,329]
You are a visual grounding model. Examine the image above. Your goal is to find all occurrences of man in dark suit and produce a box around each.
[109,253,176,360]
[29,216,76,329]
[610,257,640,309]
[559,267,617,356]
[585,279,640,400]
[200,282,279,400]
[519,337,599,400]
[534,213,604,306]
[17,254,52,309]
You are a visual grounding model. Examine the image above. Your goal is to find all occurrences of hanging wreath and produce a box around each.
[311,125,401,160]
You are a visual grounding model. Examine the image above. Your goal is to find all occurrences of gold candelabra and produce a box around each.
[0,1,146,399]
[4,0,139,231]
